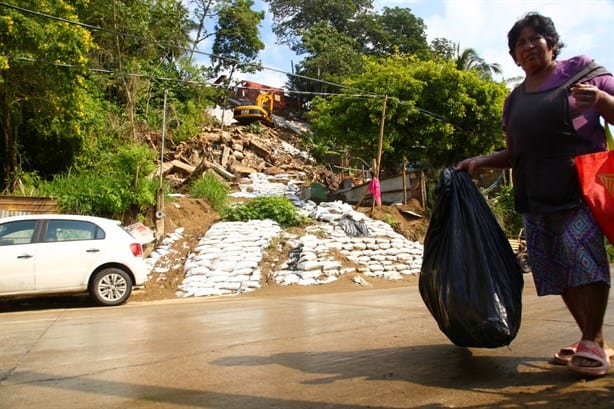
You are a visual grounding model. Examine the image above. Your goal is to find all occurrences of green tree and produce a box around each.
[288,23,363,94]
[263,0,373,53]
[184,0,218,67]
[430,37,456,60]
[351,7,429,58]
[0,0,94,191]
[307,55,509,173]
[211,0,265,78]
[77,0,193,139]
[284,5,430,113]
[430,39,502,79]
[454,45,502,79]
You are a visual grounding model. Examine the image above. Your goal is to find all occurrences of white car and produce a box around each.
[0,214,150,306]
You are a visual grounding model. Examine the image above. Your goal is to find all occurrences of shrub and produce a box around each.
[189,171,230,211]
[488,183,523,237]
[221,196,308,227]
[245,122,264,134]
[37,144,158,220]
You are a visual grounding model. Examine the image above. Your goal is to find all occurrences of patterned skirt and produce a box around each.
[523,201,610,296]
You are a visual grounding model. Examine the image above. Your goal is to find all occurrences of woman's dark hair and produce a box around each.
[508,12,565,61]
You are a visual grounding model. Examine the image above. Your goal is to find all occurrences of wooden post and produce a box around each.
[420,170,427,209]
[155,90,168,241]
[375,95,387,179]
[402,159,407,205]
[370,95,388,215]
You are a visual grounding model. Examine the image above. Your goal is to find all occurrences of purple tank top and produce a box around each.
[503,55,614,151]
[504,58,612,213]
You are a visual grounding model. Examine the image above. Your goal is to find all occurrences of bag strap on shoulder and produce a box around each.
[562,61,610,89]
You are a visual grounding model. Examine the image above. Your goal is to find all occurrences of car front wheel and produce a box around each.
[90,268,132,306]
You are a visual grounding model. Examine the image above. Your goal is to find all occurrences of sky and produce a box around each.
[235,0,614,89]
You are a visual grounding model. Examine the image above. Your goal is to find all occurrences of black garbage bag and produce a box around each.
[338,215,370,237]
[419,168,524,348]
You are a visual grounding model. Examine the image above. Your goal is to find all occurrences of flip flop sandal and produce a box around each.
[553,342,614,366]
[568,340,611,377]
[553,342,579,365]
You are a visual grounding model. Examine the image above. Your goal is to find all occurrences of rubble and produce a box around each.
[153,118,344,193]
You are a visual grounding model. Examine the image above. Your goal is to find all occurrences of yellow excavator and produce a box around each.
[233,93,275,126]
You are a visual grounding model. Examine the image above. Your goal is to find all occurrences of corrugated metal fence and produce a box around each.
[0,196,59,218]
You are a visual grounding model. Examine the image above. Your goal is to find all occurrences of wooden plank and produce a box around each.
[170,159,196,174]
[0,196,59,217]
[249,139,272,159]
[204,160,235,181]
[221,145,231,167]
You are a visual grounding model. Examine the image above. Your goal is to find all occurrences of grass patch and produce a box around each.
[189,171,230,211]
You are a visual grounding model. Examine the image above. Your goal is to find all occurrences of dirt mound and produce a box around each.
[162,197,219,236]
[357,199,428,242]
[133,197,219,301]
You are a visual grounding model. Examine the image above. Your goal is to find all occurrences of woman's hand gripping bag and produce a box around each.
[419,169,524,347]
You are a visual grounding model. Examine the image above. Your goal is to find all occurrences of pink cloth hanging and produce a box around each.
[368,177,382,207]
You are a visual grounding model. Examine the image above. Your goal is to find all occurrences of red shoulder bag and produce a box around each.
[575,121,614,245]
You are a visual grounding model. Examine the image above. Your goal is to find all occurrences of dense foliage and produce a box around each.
[211,0,265,77]
[36,144,158,219]
[308,55,509,173]
[0,0,94,191]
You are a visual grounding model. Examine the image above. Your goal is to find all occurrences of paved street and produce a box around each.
[1,279,613,408]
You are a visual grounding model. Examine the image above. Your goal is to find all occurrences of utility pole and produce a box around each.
[371,95,388,214]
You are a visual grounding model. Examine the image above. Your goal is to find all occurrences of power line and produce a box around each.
[4,55,212,86]
[0,1,453,125]
[6,53,451,125]
[3,55,381,100]
[0,1,371,95]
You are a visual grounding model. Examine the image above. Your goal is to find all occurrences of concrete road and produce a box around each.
[1,280,613,409]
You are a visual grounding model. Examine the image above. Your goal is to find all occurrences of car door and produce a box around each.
[35,219,107,291]
[0,219,38,293]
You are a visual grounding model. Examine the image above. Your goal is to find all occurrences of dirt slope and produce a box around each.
[132,196,428,302]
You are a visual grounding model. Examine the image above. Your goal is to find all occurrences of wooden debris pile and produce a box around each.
[152,125,343,192]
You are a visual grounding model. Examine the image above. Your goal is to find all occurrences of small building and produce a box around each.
[215,76,300,113]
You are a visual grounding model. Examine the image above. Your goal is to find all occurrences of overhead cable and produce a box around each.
[0,1,451,124]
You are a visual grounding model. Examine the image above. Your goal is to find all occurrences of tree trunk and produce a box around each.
[113,0,137,141]
[1,113,10,192]
[1,95,17,193]
[124,75,137,141]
